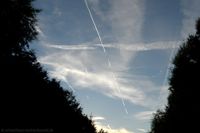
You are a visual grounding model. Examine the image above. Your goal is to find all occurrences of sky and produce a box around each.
[32,0,200,133]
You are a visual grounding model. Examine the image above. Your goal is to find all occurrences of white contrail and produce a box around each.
[80,61,89,78]
[84,0,106,53]
[84,0,128,114]
[111,72,129,114]
[122,98,129,114]
[156,42,179,109]
[65,78,76,93]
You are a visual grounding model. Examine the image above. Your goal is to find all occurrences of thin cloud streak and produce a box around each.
[100,41,180,51]
[84,0,129,114]
[39,39,177,108]
[33,0,200,132]
[84,0,105,53]
[39,39,179,109]
[156,41,180,110]
[44,43,95,50]
[111,72,129,114]
[38,51,149,107]
[134,111,155,120]
[35,25,46,38]
[93,0,145,43]
[50,63,145,106]
[39,48,167,108]
[137,128,146,133]
[95,122,134,133]
[181,0,200,38]
[91,115,134,133]
[92,116,105,121]
[43,41,180,51]
[65,79,76,93]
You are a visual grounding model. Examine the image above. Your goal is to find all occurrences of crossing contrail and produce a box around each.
[65,78,76,93]
[84,0,105,53]
[156,42,179,109]
[111,72,129,114]
[84,0,128,114]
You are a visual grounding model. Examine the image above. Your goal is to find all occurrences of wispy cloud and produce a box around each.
[181,0,200,38]
[33,0,194,132]
[84,0,105,52]
[89,0,145,43]
[134,111,155,120]
[37,0,176,110]
[43,43,95,50]
[85,0,129,114]
[92,116,105,121]
[43,41,180,51]
[36,0,179,110]
[53,6,62,16]
[95,122,134,133]
[88,115,135,133]
[40,52,146,106]
[35,25,46,38]
[102,41,180,51]
[38,39,175,108]
[137,128,146,133]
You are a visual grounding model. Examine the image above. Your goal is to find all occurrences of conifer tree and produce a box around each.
[0,0,98,132]
[149,18,200,133]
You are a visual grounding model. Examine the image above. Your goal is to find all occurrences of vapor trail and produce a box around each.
[111,72,129,114]
[156,42,178,109]
[65,78,76,93]
[84,0,128,114]
[84,0,105,53]
[162,46,176,89]
[80,62,88,74]
[122,98,129,114]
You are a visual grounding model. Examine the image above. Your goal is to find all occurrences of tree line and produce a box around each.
[0,0,107,132]
[149,18,200,133]
[1,0,199,133]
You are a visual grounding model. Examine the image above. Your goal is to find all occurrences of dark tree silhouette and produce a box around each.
[98,129,108,133]
[149,18,200,133]
[0,0,39,54]
[0,0,98,132]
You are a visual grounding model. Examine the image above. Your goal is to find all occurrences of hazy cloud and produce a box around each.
[35,25,46,38]
[43,41,180,51]
[95,122,134,133]
[53,6,62,16]
[181,0,200,38]
[137,128,146,133]
[33,0,200,132]
[89,0,145,43]
[92,116,105,121]
[87,0,146,66]
[44,43,95,50]
[39,51,146,106]
[134,111,155,120]
[39,41,170,107]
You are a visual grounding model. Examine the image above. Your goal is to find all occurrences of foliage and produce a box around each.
[0,0,99,132]
[0,0,39,54]
[98,129,108,133]
[149,18,200,133]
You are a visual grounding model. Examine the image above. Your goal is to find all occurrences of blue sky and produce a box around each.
[32,0,200,132]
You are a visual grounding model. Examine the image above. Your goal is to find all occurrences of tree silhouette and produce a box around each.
[149,18,200,133]
[0,0,98,132]
[0,0,39,55]
[98,129,108,133]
